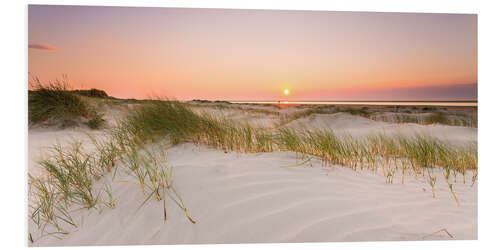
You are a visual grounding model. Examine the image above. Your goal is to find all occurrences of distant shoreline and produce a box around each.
[228,100,478,107]
[229,100,478,103]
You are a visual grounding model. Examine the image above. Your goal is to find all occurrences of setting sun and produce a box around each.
[26,6,478,246]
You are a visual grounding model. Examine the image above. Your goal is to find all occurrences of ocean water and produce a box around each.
[230,101,477,107]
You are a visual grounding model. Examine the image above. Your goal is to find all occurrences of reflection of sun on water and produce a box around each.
[280,89,290,105]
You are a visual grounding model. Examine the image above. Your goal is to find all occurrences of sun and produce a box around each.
[284,89,290,96]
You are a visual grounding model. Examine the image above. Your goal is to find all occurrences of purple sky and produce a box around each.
[29,5,477,100]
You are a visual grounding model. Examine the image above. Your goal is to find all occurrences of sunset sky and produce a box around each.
[28,5,477,101]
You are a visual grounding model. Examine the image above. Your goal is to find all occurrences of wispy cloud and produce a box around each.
[28,43,59,51]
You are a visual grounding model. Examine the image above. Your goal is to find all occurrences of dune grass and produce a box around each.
[117,141,196,223]
[189,101,476,128]
[28,76,105,129]
[123,100,477,177]
[28,140,117,239]
[275,104,477,128]
[29,99,477,242]
[123,101,477,211]
[188,102,280,116]
[123,101,276,153]
[369,110,477,128]
[29,110,198,241]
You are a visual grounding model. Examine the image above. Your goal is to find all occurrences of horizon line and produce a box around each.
[194,99,478,103]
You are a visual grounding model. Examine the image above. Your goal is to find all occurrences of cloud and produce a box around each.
[28,43,59,51]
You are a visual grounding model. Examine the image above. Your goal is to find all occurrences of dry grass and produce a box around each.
[28,76,105,129]
[29,99,477,242]
[29,114,196,241]
[371,111,477,128]
[125,100,477,178]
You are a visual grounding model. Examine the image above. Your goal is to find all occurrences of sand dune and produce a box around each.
[28,128,104,178]
[286,113,477,145]
[30,143,476,246]
[28,104,477,246]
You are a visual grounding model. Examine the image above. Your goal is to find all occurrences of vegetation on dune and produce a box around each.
[425,111,448,124]
[125,100,477,176]
[124,101,203,144]
[87,116,106,129]
[29,141,113,238]
[116,140,196,223]
[370,110,477,128]
[71,88,109,99]
[277,105,477,128]
[191,99,231,105]
[28,99,477,242]
[124,101,276,152]
[277,106,371,126]
[29,78,474,130]
[28,105,198,242]
[28,76,105,129]
[187,102,280,117]
[125,101,478,203]
[28,78,90,124]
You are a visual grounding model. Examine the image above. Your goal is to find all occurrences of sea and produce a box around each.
[230,101,477,107]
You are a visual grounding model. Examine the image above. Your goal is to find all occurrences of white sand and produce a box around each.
[28,128,104,178]
[286,113,477,145]
[28,106,477,246]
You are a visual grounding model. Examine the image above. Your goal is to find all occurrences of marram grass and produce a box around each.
[28,76,105,129]
[123,100,477,177]
[29,127,196,242]
[29,100,477,242]
[123,100,477,203]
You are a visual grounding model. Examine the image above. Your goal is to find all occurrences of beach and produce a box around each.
[28,101,477,246]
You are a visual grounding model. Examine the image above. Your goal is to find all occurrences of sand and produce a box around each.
[285,113,477,145]
[28,104,477,246]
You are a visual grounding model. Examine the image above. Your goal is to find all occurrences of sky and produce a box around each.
[28,5,477,101]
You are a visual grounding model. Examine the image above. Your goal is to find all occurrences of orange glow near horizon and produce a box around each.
[28,6,477,101]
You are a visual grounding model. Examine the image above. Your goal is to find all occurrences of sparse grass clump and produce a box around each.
[29,77,90,124]
[87,116,106,129]
[337,106,371,117]
[28,141,109,239]
[277,106,373,127]
[277,106,337,126]
[425,112,448,125]
[274,104,476,128]
[71,88,109,98]
[369,109,477,128]
[28,76,104,129]
[118,142,196,223]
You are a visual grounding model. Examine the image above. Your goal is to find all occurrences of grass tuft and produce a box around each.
[28,76,104,129]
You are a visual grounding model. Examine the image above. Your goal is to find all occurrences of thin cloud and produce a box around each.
[28,43,59,51]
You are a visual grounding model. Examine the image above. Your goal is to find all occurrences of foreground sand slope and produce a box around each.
[28,104,477,245]
[31,143,477,246]
[28,128,104,178]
